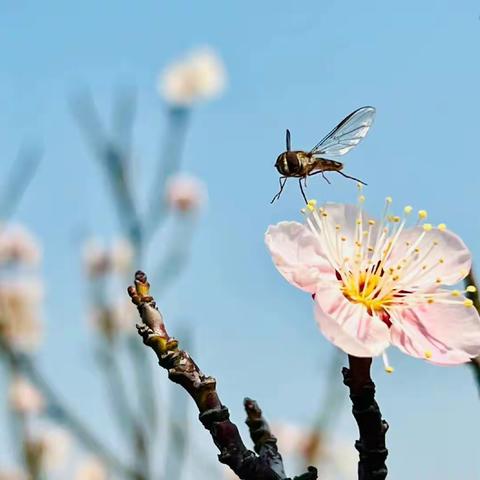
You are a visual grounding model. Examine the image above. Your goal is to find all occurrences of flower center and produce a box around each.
[342,268,393,314]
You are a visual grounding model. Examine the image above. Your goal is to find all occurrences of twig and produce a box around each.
[127,270,317,480]
[244,398,285,478]
[343,356,388,480]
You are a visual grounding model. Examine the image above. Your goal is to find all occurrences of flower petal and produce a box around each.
[265,222,334,293]
[387,226,471,288]
[389,302,480,365]
[306,203,379,268]
[314,283,390,357]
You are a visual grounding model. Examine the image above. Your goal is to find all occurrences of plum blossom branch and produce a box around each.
[127,270,318,480]
[343,356,388,480]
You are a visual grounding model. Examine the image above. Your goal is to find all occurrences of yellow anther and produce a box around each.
[385,196,393,204]
[368,219,376,226]
[335,224,341,231]
[437,223,447,231]
[466,285,477,293]
[421,265,427,270]
[391,216,401,223]
[423,223,433,232]
[356,219,362,225]
[427,298,435,304]
[464,299,474,308]
[368,246,374,252]
[404,205,413,214]
[321,212,328,217]
[439,258,445,264]
[424,351,432,359]
[358,194,366,203]
[418,210,428,219]
[451,290,461,297]
[385,366,394,374]
[341,236,347,242]
[405,241,411,246]
[435,278,442,284]
[414,248,420,253]
[306,199,317,212]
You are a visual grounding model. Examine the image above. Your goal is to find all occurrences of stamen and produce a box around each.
[382,351,394,374]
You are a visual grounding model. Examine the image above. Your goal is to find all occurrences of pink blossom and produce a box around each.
[8,376,45,415]
[165,174,206,213]
[265,196,480,368]
[159,48,226,106]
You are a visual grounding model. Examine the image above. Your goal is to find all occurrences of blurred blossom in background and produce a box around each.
[159,48,227,106]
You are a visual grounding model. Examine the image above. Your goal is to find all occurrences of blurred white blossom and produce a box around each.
[271,422,356,480]
[83,238,134,277]
[0,279,43,352]
[0,470,27,480]
[0,224,41,266]
[159,48,226,106]
[8,376,45,415]
[166,174,207,213]
[74,458,107,480]
[110,238,134,274]
[39,428,71,472]
[88,299,135,339]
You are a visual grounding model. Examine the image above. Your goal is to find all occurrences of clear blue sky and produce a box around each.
[0,1,479,478]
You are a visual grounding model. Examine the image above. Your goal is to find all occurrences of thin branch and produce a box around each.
[127,270,317,480]
[243,398,285,478]
[0,145,41,221]
[343,356,388,480]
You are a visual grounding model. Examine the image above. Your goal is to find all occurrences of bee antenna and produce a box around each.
[286,129,291,152]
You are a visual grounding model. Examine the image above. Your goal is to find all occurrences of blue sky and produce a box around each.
[0,0,480,478]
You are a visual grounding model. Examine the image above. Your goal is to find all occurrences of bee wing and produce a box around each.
[310,106,376,158]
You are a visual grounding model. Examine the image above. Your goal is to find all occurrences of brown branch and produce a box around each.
[127,270,317,480]
[465,269,480,394]
[244,398,285,478]
[343,356,388,480]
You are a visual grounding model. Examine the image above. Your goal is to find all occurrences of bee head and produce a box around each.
[275,152,301,176]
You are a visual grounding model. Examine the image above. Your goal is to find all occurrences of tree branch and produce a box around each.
[343,356,388,480]
[127,270,317,480]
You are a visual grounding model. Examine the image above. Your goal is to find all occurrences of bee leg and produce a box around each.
[298,178,308,204]
[308,170,331,184]
[270,176,287,204]
[337,171,367,186]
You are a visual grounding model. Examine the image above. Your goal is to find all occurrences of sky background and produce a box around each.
[0,0,480,479]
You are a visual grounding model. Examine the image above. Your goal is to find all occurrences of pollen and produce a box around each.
[423,223,433,232]
[385,366,394,374]
[418,210,428,219]
[466,285,477,293]
[404,205,413,214]
[368,219,376,226]
[424,351,432,359]
[437,223,447,231]
[464,299,474,307]
[306,199,317,212]
[451,290,461,297]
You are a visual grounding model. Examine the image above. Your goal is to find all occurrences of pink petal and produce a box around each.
[308,203,378,263]
[265,222,334,293]
[390,302,480,365]
[314,284,390,357]
[387,226,471,287]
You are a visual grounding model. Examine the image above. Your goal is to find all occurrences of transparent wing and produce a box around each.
[310,106,376,158]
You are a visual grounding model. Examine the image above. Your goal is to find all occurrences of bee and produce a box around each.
[271,106,376,204]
